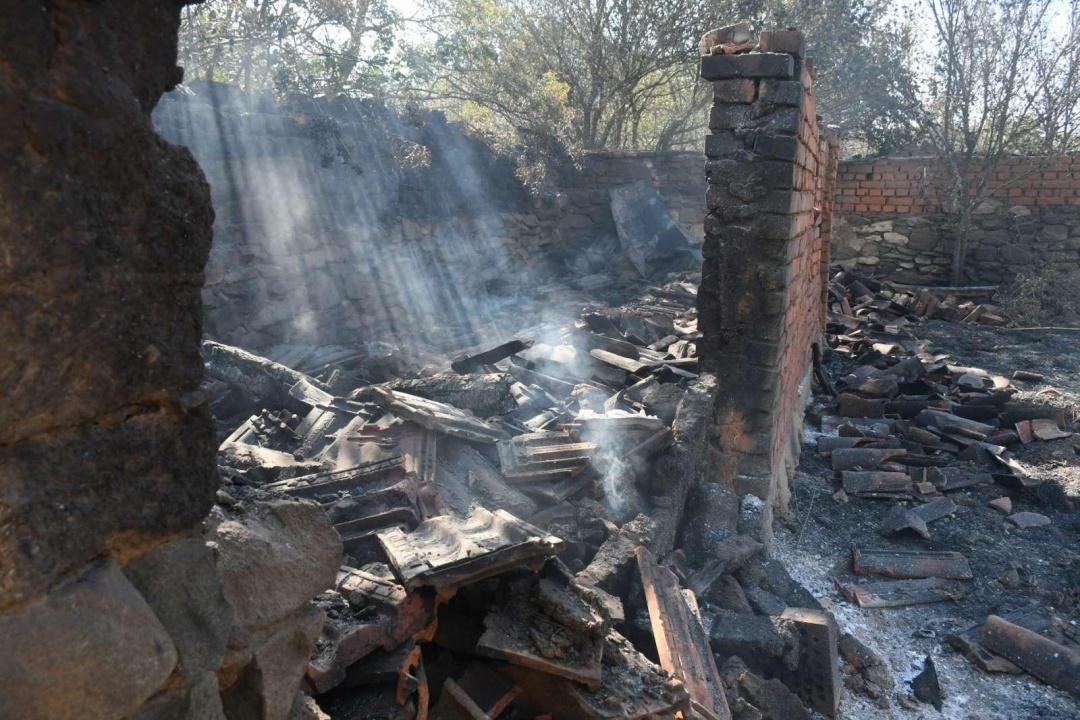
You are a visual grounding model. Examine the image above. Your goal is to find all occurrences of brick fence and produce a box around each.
[836,155,1080,214]
[833,156,1080,283]
[698,30,840,536]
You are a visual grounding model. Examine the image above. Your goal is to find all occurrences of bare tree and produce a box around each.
[902,0,1080,285]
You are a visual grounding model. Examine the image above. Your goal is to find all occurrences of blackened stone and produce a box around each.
[759,30,805,57]
[0,0,216,607]
[709,610,784,659]
[124,537,233,679]
[679,482,739,562]
[709,104,756,131]
[714,79,757,103]
[744,587,788,616]
[754,135,799,161]
[911,655,943,711]
[758,79,803,107]
[704,574,754,614]
[760,559,822,610]
[706,130,747,158]
[702,53,795,81]
[721,656,809,720]
[0,560,179,719]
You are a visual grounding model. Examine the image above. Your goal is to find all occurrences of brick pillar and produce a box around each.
[697,29,835,519]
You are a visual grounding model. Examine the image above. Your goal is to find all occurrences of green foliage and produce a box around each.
[410,0,915,153]
[179,0,401,98]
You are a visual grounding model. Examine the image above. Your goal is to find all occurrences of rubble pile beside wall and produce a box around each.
[833,156,1080,283]
[0,4,339,719]
[697,31,839,534]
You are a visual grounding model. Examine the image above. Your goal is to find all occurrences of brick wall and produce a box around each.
[698,30,839,533]
[836,156,1080,214]
[833,156,1080,283]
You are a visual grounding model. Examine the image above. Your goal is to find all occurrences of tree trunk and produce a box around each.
[950,210,972,286]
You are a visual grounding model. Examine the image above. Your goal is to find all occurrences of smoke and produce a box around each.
[577,409,648,521]
[152,84,568,352]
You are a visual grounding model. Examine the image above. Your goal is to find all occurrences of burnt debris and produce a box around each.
[203,275,846,720]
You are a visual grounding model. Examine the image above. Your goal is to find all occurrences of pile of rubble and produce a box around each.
[829,272,1009,328]
[817,268,1080,702]
[201,276,852,720]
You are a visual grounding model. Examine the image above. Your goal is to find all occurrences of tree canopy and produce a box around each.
[177,0,1078,159]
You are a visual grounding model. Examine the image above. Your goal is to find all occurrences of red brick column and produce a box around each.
[698,29,836,520]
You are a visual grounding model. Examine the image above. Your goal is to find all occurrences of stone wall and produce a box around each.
[154,88,565,349]
[153,92,709,350]
[697,30,838,536]
[833,156,1080,283]
[0,4,339,719]
[551,150,707,244]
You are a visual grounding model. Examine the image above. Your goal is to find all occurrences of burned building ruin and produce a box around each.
[3,4,1080,720]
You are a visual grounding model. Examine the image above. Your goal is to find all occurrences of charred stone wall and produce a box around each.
[154,89,564,350]
[833,156,1080,283]
[154,90,710,350]
[697,30,839,529]
[0,4,339,719]
[550,151,707,244]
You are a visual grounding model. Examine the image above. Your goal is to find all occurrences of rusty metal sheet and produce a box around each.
[835,576,963,608]
[636,547,731,720]
[852,546,973,580]
[377,507,563,591]
[979,614,1080,697]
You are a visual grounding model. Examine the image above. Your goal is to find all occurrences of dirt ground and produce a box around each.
[776,321,1080,719]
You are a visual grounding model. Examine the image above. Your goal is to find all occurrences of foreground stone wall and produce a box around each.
[833,156,1080,283]
[697,30,838,533]
[0,4,339,719]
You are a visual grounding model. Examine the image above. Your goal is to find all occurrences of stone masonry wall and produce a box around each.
[833,156,1080,283]
[154,88,563,350]
[154,91,708,351]
[698,29,838,533]
[0,5,339,719]
[551,151,707,244]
